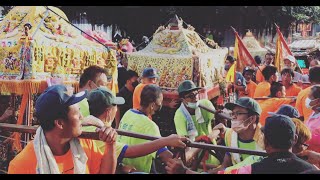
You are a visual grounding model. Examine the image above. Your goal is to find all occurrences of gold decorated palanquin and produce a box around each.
[0,6,118,94]
[127,24,228,100]
[242,30,268,59]
[0,6,118,152]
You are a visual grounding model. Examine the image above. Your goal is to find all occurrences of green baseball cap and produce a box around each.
[225,97,262,115]
[87,87,125,108]
[178,80,202,95]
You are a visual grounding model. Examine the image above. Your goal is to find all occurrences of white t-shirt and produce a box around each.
[301,74,310,83]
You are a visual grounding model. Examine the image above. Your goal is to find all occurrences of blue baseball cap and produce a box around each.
[268,105,300,118]
[142,67,159,78]
[35,85,87,122]
[261,114,296,149]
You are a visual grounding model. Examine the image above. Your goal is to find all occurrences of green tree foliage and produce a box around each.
[1,6,14,16]
[288,6,320,23]
[217,6,320,37]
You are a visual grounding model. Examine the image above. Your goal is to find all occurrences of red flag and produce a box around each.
[275,24,302,73]
[232,28,259,73]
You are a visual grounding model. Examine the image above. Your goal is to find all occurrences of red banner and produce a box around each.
[233,29,258,73]
[275,25,302,73]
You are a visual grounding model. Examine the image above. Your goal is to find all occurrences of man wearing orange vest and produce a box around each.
[258,82,295,126]
[132,68,178,113]
[296,66,320,121]
[132,68,159,110]
[254,66,278,98]
[8,85,118,174]
[239,67,257,98]
[279,55,303,82]
[280,68,302,97]
[255,53,274,84]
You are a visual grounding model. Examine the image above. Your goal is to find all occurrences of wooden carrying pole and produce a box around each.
[198,104,233,121]
[0,123,267,156]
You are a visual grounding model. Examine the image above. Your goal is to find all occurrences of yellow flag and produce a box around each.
[227,34,238,84]
[226,63,236,83]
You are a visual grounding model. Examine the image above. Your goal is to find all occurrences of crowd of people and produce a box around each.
[3,51,320,174]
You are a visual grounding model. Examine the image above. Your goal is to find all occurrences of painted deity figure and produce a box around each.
[44,52,58,72]
[71,55,81,74]
[18,23,33,79]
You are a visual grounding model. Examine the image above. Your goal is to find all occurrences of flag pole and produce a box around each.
[230,26,237,102]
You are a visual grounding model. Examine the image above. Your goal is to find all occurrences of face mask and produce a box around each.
[186,102,197,109]
[132,81,139,88]
[100,85,108,89]
[284,65,292,69]
[305,98,312,109]
[92,81,107,90]
[305,97,320,110]
[224,64,230,71]
[231,117,253,133]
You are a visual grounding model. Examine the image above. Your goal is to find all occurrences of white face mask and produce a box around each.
[284,65,292,70]
[305,98,312,109]
[186,102,197,109]
[306,97,320,110]
[231,117,253,133]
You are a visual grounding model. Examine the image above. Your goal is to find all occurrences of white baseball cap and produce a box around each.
[284,55,296,63]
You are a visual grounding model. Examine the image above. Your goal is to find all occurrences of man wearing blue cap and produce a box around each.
[132,67,159,110]
[8,85,118,174]
[132,67,178,112]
